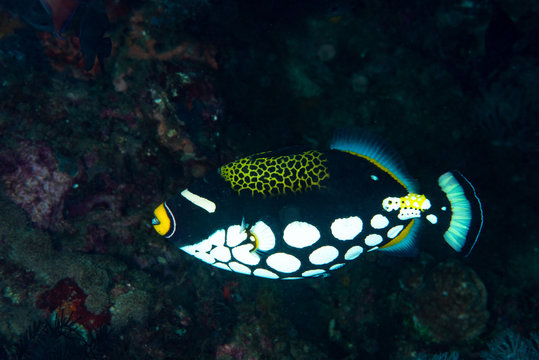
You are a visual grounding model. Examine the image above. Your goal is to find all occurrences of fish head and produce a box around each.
[152,188,219,247]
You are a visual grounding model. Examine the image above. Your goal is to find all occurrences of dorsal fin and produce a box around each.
[330,128,418,192]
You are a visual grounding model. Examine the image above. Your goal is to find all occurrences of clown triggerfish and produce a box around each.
[152,129,483,280]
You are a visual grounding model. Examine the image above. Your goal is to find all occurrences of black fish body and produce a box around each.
[153,130,483,279]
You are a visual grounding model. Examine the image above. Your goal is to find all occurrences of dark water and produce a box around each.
[0,0,537,359]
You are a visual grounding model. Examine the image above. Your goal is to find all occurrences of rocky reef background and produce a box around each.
[0,0,537,359]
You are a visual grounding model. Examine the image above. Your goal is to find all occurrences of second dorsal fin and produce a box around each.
[330,128,418,192]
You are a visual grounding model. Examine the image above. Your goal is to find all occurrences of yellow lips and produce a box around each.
[153,203,171,236]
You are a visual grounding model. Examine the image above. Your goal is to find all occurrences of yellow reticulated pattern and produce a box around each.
[401,193,429,210]
[219,150,330,196]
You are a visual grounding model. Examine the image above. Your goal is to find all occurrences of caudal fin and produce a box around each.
[438,171,483,256]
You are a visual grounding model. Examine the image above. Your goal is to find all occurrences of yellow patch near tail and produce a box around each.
[401,193,430,211]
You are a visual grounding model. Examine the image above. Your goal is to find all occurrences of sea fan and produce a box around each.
[417,352,459,360]
[14,313,111,360]
[480,330,539,360]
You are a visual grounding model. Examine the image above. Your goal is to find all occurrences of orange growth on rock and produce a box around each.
[36,278,110,331]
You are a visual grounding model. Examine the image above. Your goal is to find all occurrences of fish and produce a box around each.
[41,0,111,72]
[39,0,80,35]
[78,0,111,72]
[7,0,111,72]
[152,129,483,280]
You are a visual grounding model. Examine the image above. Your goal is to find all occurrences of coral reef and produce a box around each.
[0,0,537,359]
[36,278,110,332]
[412,260,489,344]
[110,289,151,328]
[38,32,96,79]
[0,141,75,230]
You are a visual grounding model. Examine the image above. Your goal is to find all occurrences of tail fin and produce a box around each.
[438,171,483,256]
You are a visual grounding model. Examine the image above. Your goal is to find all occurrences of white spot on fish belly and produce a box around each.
[232,244,260,265]
[226,225,247,247]
[302,269,326,277]
[329,263,345,271]
[193,238,213,253]
[210,246,231,262]
[253,268,279,279]
[212,262,231,271]
[309,246,339,265]
[370,214,389,229]
[387,225,404,239]
[331,216,363,240]
[193,251,215,264]
[365,234,383,246]
[344,246,363,260]
[266,253,301,273]
[283,221,320,248]
[208,229,225,246]
[228,261,251,275]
